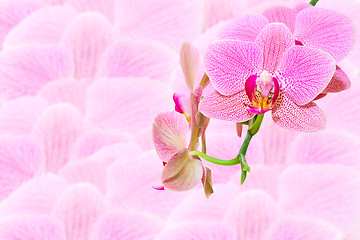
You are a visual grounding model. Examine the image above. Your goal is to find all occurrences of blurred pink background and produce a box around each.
[0,0,359,239]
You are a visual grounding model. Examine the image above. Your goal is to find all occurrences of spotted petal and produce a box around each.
[199,90,254,122]
[255,23,294,74]
[294,7,354,62]
[272,93,326,132]
[204,41,262,95]
[278,46,335,105]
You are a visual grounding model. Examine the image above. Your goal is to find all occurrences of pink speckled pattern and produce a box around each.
[204,40,263,95]
[0,0,358,239]
[200,23,334,131]
[295,7,354,62]
[255,23,294,73]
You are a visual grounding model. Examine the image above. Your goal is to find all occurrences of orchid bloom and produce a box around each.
[199,23,335,132]
[220,5,354,97]
[152,111,213,197]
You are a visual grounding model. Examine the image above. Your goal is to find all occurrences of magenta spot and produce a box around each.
[244,75,258,102]
[153,186,165,191]
[173,93,185,114]
[295,40,303,46]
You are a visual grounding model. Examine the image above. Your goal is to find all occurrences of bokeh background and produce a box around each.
[0,0,359,239]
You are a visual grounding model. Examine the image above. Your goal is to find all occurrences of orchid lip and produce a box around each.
[244,73,280,113]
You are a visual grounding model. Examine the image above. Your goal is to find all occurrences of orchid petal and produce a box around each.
[259,115,299,165]
[52,184,105,240]
[244,74,258,102]
[86,78,173,133]
[153,111,189,162]
[219,15,269,41]
[279,164,360,233]
[322,66,351,94]
[278,46,335,105]
[255,23,294,74]
[0,0,46,49]
[199,90,254,122]
[31,104,85,172]
[61,142,140,193]
[294,3,312,13]
[157,223,236,240]
[106,151,186,218]
[38,78,87,114]
[225,190,278,240]
[115,0,202,49]
[0,136,45,200]
[61,13,114,79]
[99,41,177,82]
[90,211,163,240]
[263,6,296,32]
[231,165,280,201]
[0,175,68,216]
[264,218,342,240]
[180,42,200,91]
[0,96,48,135]
[204,40,262,95]
[71,131,128,159]
[0,216,66,240]
[169,183,240,223]
[161,149,203,191]
[203,0,244,31]
[294,7,354,62]
[272,93,326,132]
[0,45,73,100]
[3,6,76,48]
[289,131,360,168]
[66,0,115,22]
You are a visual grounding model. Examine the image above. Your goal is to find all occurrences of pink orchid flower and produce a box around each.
[199,23,335,132]
[220,5,354,97]
[152,111,213,197]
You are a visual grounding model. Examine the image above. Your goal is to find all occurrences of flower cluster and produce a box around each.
[153,2,354,196]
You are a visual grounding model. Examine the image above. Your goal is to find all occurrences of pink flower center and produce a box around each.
[244,70,280,114]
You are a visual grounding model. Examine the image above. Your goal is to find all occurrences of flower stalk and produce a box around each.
[309,0,319,6]
[190,114,264,184]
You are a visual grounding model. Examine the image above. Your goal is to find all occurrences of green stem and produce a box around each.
[238,114,264,184]
[190,114,265,184]
[189,151,240,165]
[248,114,264,135]
[309,0,319,6]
